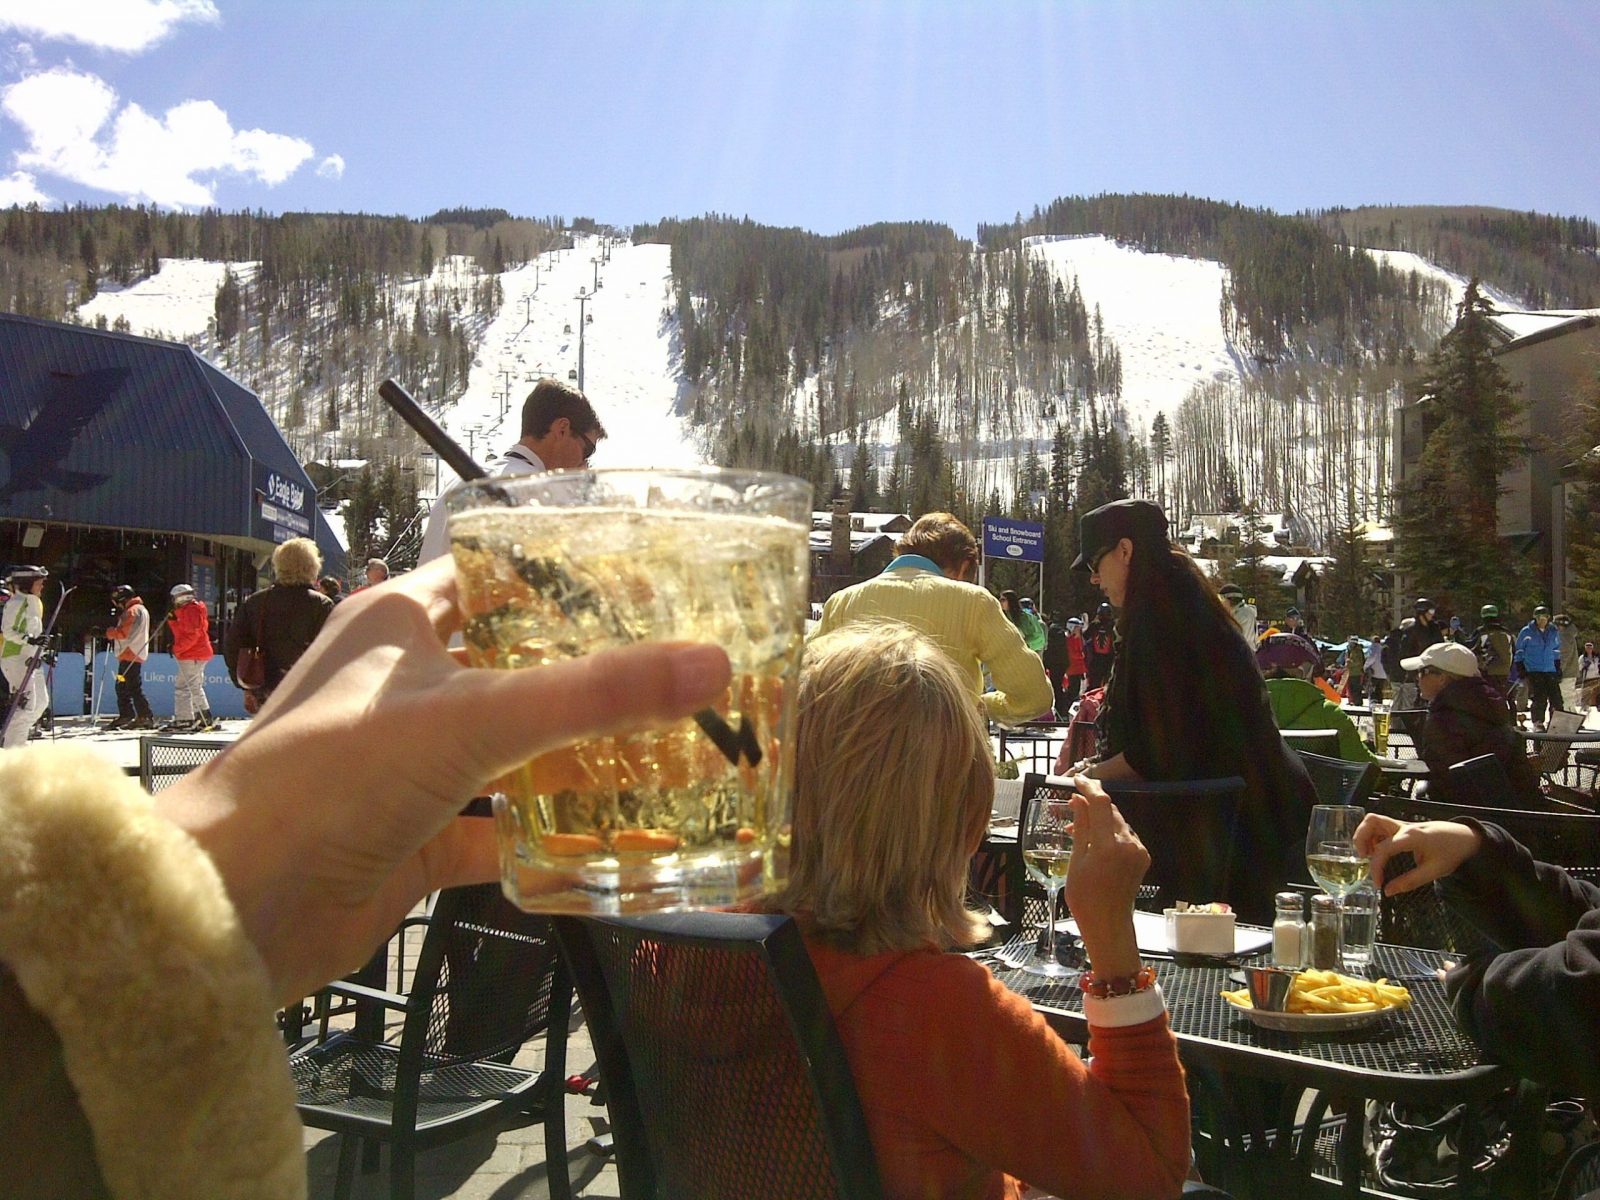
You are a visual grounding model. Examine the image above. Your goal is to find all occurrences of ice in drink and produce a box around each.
[448,475,809,914]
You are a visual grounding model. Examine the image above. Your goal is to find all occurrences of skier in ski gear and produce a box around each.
[104,585,154,731]
[1,567,50,748]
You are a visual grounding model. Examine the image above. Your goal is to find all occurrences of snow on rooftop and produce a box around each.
[1489,309,1600,343]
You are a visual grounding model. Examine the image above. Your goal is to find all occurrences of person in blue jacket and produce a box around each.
[1514,605,1564,730]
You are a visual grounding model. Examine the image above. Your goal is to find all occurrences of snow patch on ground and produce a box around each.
[77,258,257,340]
[427,235,703,497]
[1362,248,1520,311]
[1025,235,1243,430]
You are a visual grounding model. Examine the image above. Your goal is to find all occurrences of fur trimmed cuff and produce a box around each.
[0,745,306,1199]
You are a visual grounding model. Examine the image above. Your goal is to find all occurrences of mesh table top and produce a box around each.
[985,939,1515,1103]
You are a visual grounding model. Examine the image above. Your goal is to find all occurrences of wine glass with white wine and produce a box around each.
[1305,805,1370,900]
[1021,792,1077,979]
[1305,805,1370,971]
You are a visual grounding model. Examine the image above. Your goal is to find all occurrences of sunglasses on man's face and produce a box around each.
[575,429,597,462]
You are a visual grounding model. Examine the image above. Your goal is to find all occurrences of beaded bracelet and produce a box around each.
[1078,964,1157,998]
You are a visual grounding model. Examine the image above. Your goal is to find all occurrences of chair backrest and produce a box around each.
[997,723,1068,777]
[1532,710,1586,774]
[138,736,230,793]
[1295,750,1380,808]
[1389,683,1423,712]
[397,884,565,1078]
[1279,728,1342,758]
[1370,791,1600,871]
[554,912,882,1200]
[1445,753,1516,808]
[1024,772,1246,913]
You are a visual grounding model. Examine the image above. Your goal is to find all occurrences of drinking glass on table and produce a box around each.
[445,467,811,914]
[1021,794,1076,979]
[1305,804,1371,970]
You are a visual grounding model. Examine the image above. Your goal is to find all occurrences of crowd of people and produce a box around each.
[1,368,1596,1197]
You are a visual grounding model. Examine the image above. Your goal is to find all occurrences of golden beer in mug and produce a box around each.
[1372,711,1390,757]
[446,469,810,913]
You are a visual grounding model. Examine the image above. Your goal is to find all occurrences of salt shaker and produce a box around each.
[1271,891,1307,968]
[1309,894,1343,970]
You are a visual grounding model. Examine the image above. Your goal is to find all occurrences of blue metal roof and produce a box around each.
[0,313,344,573]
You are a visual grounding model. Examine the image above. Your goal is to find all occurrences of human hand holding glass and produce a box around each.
[1021,793,1075,979]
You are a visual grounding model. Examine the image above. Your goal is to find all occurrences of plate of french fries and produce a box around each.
[1221,969,1413,1032]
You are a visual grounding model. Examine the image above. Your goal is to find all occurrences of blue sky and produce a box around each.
[1,0,1595,234]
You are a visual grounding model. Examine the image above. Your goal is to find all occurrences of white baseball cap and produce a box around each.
[1400,641,1478,677]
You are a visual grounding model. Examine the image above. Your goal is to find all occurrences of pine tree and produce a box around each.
[1394,279,1536,616]
[1561,379,1600,634]
[214,269,242,346]
[1320,487,1375,637]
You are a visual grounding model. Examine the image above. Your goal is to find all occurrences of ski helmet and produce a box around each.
[111,584,135,604]
[8,565,47,586]
[1479,604,1499,620]
[170,583,196,599]
[1414,597,1434,613]
[1256,633,1320,674]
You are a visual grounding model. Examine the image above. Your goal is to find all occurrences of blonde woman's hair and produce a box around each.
[271,537,322,586]
[768,623,993,955]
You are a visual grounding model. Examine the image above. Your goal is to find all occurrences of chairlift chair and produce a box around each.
[567,368,578,381]
[563,322,572,334]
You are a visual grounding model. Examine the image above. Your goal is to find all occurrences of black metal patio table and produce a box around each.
[983,939,1540,1198]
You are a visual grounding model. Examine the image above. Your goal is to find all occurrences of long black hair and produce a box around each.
[1119,539,1236,650]
[999,588,1025,629]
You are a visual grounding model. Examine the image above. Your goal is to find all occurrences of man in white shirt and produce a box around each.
[418,379,607,564]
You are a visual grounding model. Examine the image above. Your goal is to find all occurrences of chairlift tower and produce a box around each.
[576,287,590,392]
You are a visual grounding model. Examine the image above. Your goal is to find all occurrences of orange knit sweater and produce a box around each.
[806,939,1191,1200]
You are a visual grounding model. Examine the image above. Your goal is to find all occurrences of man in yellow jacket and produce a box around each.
[814,513,1053,725]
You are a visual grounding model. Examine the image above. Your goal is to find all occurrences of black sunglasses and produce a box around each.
[575,428,597,462]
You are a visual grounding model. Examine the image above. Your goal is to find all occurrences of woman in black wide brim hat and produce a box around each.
[1067,498,1317,923]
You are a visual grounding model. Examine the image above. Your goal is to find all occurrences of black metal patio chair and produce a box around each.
[552,911,882,1200]
[1369,789,1600,952]
[290,885,572,1200]
[1295,749,1381,807]
[1279,728,1342,759]
[137,734,229,793]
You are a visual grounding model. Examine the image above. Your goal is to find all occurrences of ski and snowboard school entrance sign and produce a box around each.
[979,517,1046,608]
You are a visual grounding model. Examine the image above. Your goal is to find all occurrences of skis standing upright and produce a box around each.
[1,583,76,741]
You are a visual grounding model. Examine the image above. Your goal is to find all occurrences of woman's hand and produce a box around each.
[1354,813,1482,896]
[1063,776,1150,979]
[158,558,732,1004]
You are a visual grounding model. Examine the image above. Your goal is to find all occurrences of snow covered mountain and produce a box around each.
[72,228,1502,537]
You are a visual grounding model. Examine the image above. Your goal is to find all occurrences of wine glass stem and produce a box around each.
[1044,884,1060,965]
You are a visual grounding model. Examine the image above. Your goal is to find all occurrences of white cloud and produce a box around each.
[1,66,318,208]
[316,153,345,180]
[0,169,49,206]
[0,0,219,55]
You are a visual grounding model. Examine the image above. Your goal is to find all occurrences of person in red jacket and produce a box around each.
[163,584,218,733]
